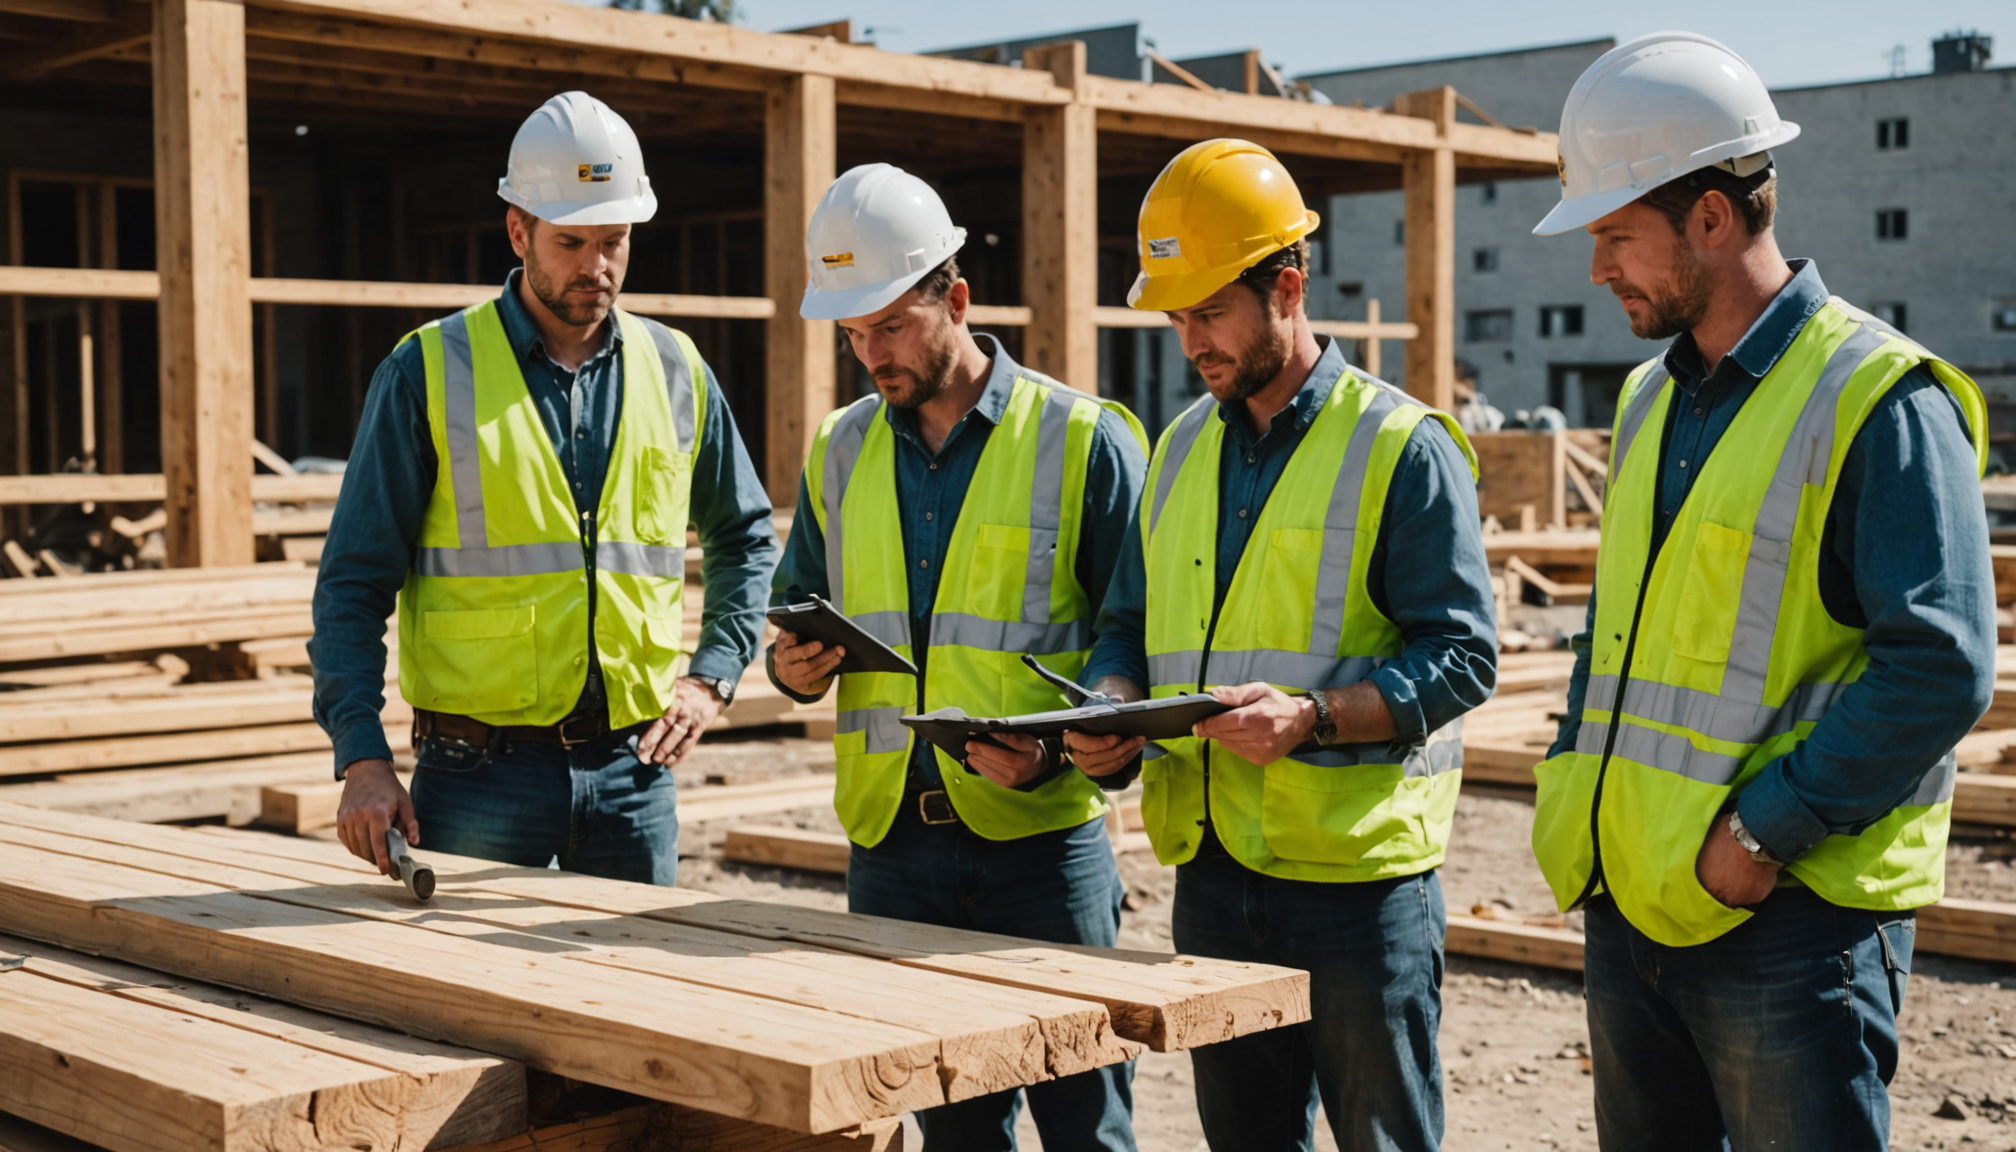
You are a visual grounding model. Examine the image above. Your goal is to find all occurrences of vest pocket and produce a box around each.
[1260,758,1412,865]
[635,445,690,545]
[421,607,537,712]
[1671,521,1750,665]
[1253,529,1325,652]
[967,523,1033,622]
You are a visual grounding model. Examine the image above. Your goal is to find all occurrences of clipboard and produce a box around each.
[766,595,918,677]
[900,654,1230,761]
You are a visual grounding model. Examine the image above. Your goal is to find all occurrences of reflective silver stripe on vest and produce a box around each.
[1573,719,1744,786]
[819,397,883,616]
[1149,650,1204,690]
[1719,326,1888,706]
[1912,752,1959,805]
[1308,387,1406,657]
[438,311,490,551]
[642,319,698,453]
[1584,674,1843,747]
[1149,398,1215,539]
[1023,385,1075,625]
[837,705,909,755]
[1287,715,1463,777]
[1610,359,1670,480]
[416,540,583,578]
[1203,649,1386,692]
[930,612,1091,656]
[849,609,913,651]
[595,541,686,580]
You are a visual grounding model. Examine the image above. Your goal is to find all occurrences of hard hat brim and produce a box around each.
[799,266,938,322]
[1126,264,1246,314]
[1531,183,1653,237]
[498,185,659,227]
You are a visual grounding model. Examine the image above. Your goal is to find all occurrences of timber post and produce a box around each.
[762,71,837,507]
[1395,85,1457,413]
[1020,40,1099,393]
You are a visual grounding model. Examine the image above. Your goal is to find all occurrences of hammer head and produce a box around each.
[385,827,437,902]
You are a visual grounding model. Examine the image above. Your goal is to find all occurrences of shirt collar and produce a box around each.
[1217,333,1348,442]
[1663,258,1827,390]
[496,268,622,372]
[882,331,1018,445]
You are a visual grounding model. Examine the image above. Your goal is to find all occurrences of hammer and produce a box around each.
[385,827,436,901]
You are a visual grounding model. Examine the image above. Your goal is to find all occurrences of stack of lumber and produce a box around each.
[0,801,1308,1141]
[1469,430,1609,533]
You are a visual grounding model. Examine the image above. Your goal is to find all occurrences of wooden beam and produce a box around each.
[0,470,340,504]
[1020,41,1097,392]
[0,0,145,75]
[763,72,836,506]
[723,825,852,875]
[0,0,111,21]
[1395,86,1457,412]
[154,0,256,567]
[964,304,1032,327]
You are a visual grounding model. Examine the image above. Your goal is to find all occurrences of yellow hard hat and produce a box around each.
[1127,139,1320,312]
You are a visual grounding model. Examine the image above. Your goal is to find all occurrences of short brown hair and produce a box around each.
[914,256,961,305]
[1234,239,1310,312]
[1641,165,1778,237]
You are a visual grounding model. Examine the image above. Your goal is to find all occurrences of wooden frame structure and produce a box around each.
[0,0,1556,566]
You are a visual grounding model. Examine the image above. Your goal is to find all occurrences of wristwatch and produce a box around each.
[1727,811,1781,865]
[1304,690,1338,746]
[689,675,737,706]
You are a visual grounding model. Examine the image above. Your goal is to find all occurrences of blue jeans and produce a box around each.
[408,727,679,885]
[1583,887,1914,1152]
[1173,846,1445,1152]
[847,805,1135,1152]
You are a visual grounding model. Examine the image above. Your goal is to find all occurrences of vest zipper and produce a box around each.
[1195,590,1227,839]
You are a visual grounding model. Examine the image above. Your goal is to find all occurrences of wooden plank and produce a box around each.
[1472,434,1567,530]
[1479,528,1600,567]
[763,71,836,506]
[0,751,348,821]
[0,832,950,1134]
[253,505,333,535]
[0,608,310,661]
[1445,913,1584,972]
[0,687,411,745]
[0,931,527,1149]
[0,0,112,20]
[154,0,255,568]
[1021,41,1098,393]
[0,2,148,76]
[723,825,851,875]
[0,812,1134,1110]
[1956,772,2016,827]
[435,1103,901,1152]
[265,775,836,836]
[1917,898,2016,963]
[963,304,1032,327]
[1394,86,1456,412]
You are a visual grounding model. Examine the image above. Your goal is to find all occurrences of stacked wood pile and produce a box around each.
[0,801,1308,1147]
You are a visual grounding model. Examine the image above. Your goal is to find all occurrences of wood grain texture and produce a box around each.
[762,70,836,506]
[722,826,851,875]
[1394,86,1456,412]
[1020,41,1097,392]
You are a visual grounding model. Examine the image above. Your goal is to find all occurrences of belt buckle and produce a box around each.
[555,713,602,748]
[917,790,959,826]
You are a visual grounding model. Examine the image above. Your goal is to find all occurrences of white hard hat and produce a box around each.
[497,92,657,226]
[800,164,967,321]
[1533,32,1799,237]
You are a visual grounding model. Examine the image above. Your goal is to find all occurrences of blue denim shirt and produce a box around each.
[1083,335,1501,755]
[767,334,1150,791]
[311,271,781,775]
[1547,260,1995,863]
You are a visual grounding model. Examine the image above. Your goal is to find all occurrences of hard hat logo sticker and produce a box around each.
[1557,155,1567,187]
[578,163,615,182]
[1147,237,1182,260]
[821,252,856,269]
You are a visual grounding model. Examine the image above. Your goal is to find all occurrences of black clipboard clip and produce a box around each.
[1018,653,1116,707]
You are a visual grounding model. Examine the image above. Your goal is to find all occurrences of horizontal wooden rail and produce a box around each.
[0,266,775,319]
[964,304,1033,327]
[0,472,345,506]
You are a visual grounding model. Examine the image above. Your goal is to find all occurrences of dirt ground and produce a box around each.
[672,734,2016,1152]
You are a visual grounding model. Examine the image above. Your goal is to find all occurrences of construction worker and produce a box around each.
[767,163,1148,1152]
[1530,33,1993,1149]
[1065,140,1498,1152]
[314,92,779,885]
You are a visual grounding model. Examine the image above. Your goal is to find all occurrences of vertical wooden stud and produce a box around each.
[762,71,836,507]
[97,179,122,474]
[258,193,279,452]
[1362,297,1382,379]
[1396,86,1456,412]
[3,173,25,493]
[1242,50,1260,96]
[154,0,255,566]
[1021,41,1098,392]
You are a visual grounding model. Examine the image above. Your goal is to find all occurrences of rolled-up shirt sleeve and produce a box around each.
[766,469,833,705]
[1363,418,1501,745]
[686,365,781,687]
[311,346,433,778]
[1736,370,1995,862]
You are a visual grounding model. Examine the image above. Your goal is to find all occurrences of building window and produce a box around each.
[1876,208,1908,240]
[1481,182,1499,204]
[1473,247,1500,273]
[1465,309,1514,342]
[1393,220,1405,246]
[1871,302,1908,333]
[1539,305,1585,338]
[1994,299,2016,333]
[1877,117,1910,149]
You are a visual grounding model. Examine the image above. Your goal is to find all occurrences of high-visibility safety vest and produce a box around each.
[1531,299,1988,947]
[1139,361,1478,882]
[396,300,705,729]
[807,368,1148,847]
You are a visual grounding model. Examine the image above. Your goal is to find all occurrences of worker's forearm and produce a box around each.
[1090,675,1144,703]
[1323,681,1399,744]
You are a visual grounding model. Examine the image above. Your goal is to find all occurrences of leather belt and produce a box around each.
[913,789,961,827]
[413,708,615,751]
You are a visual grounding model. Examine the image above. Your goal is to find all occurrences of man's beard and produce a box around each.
[525,252,615,328]
[874,318,958,410]
[1195,324,1291,403]
[1619,246,1713,341]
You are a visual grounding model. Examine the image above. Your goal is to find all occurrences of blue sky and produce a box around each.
[722,0,2004,89]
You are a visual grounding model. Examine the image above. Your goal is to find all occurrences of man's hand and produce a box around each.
[637,677,727,768]
[335,759,418,877]
[773,629,844,697]
[1696,816,1782,909]
[1194,683,1315,767]
[965,733,1050,789]
[1062,732,1148,777]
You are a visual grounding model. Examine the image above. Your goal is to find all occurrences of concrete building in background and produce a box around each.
[1302,32,2016,431]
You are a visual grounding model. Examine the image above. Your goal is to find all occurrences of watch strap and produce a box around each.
[1305,690,1338,746]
